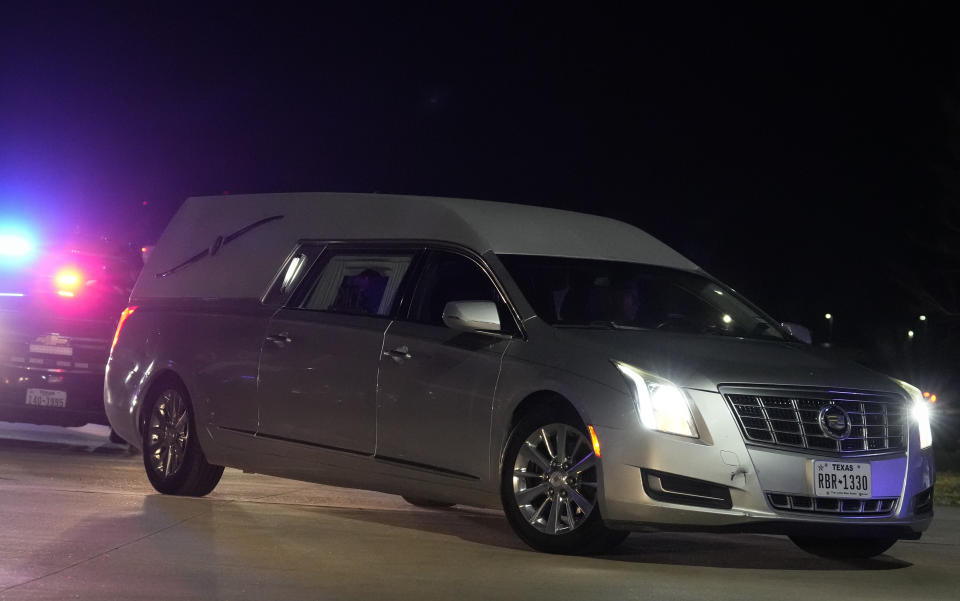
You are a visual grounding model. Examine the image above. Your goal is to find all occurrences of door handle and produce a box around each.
[383,345,412,361]
[265,332,292,345]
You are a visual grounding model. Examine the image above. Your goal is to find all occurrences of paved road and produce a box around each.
[0,422,958,601]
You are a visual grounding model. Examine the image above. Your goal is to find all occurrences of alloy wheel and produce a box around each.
[512,423,599,535]
[146,389,190,479]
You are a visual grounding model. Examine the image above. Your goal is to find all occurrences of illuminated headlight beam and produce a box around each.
[894,379,933,450]
[614,361,699,438]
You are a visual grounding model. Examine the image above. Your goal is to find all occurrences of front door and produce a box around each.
[376,250,514,480]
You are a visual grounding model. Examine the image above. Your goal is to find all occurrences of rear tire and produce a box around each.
[501,410,628,554]
[141,378,224,497]
[401,496,455,508]
[789,535,898,559]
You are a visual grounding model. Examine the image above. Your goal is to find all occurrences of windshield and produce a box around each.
[499,254,786,341]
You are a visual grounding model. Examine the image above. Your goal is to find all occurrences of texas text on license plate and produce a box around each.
[25,389,67,408]
[813,460,871,498]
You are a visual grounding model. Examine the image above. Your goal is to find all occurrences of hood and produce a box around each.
[553,328,901,394]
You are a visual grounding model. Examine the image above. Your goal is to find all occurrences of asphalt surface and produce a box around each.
[0,422,958,601]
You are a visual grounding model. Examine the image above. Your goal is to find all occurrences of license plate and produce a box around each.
[813,460,871,498]
[25,389,67,408]
[28,344,73,356]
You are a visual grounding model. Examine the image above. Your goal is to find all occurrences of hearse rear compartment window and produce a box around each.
[300,252,414,316]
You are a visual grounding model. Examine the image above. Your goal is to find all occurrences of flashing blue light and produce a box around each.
[0,226,36,264]
[0,233,33,257]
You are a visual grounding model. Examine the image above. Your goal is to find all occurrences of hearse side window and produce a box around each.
[300,251,415,316]
[408,250,509,328]
[262,244,325,306]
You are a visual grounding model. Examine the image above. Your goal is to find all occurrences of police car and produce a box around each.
[0,230,141,436]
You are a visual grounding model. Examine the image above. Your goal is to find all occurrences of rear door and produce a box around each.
[257,245,419,454]
[201,243,324,439]
[375,249,515,480]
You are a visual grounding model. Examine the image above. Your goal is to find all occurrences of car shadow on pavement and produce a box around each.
[328,506,912,570]
[605,531,911,570]
[326,505,531,552]
[0,433,136,456]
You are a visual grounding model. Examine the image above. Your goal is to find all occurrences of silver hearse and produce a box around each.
[105,193,935,557]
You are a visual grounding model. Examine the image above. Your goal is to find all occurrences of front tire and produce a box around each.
[141,379,224,496]
[501,412,628,554]
[789,535,898,559]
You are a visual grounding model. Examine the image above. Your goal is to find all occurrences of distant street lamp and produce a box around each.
[919,315,927,321]
[908,330,915,339]
[824,313,833,344]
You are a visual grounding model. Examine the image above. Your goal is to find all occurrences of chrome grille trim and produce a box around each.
[720,386,908,455]
[766,493,897,515]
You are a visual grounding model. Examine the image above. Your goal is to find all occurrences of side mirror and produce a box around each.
[782,322,812,345]
[442,300,502,333]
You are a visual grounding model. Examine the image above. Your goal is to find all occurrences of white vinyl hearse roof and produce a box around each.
[133,193,698,300]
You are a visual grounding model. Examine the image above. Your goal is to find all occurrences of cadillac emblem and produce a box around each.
[818,404,852,440]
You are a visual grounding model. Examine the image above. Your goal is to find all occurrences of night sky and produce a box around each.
[2,4,958,384]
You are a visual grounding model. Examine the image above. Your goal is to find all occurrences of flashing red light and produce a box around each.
[922,391,930,398]
[56,271,80,287]
[111,306,138,354]
[54,267,83,298]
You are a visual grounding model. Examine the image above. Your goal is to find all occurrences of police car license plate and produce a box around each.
[813,460,871,498]
[25,389,67,408]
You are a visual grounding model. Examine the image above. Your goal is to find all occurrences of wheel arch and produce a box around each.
[508,390,586,433]
[498,389,586,474]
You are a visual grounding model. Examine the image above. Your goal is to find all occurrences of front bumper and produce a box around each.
[0,365,108,426]
[596,388,935,539]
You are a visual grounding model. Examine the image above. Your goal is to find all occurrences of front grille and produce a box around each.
[722,387,908,455]
[767,493,897,515]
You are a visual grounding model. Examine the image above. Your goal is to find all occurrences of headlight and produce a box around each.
[894,379,933,450]
[614,361,699,438]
